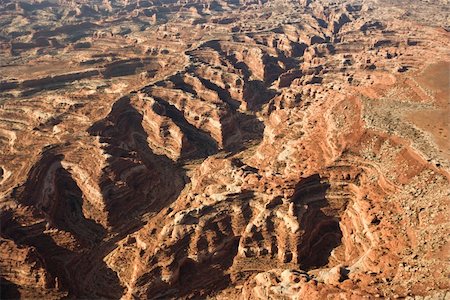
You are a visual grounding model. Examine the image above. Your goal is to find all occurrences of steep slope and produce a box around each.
[0,0,449,299]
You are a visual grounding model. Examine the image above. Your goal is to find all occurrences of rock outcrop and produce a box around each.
[0,0,449,299]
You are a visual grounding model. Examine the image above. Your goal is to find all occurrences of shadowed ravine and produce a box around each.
[0,0,449,299]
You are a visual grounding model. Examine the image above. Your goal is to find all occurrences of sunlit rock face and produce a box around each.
[0,0,449,299]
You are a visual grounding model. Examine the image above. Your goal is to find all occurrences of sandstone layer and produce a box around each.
[0,0,449,299]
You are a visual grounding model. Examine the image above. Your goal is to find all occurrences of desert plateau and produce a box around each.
[0,0,449,299]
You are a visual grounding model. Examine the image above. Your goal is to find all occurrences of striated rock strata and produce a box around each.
[0,0,449,299]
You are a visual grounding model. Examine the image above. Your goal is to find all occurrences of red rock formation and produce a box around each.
[0,0,449,299]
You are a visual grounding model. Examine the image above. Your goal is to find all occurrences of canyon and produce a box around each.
[0,0,449,299]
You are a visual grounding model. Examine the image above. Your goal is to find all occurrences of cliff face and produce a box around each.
[1,0,449,299]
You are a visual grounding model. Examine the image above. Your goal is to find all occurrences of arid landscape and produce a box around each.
[0,0,449,299]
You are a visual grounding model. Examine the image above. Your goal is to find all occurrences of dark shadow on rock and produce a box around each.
[177,238,240,298]
[196,76,241,110]
[17,148,106,247]
[148,73,266,154]
[0,277,21,300]
[88,95,186,229]
[291,174,343,270]
[151,95,219,157]
[243,80,277,111]
[0,211,125,299]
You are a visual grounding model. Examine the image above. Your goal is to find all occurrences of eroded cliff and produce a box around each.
[0,0,449,299]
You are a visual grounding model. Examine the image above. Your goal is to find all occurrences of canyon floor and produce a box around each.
[0,0,449,299]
